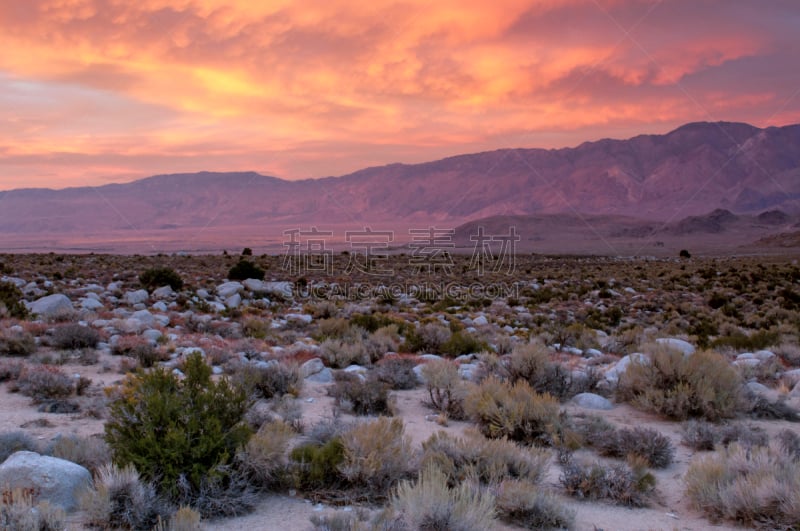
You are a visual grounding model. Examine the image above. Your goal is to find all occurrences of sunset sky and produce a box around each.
[1,0,799,191]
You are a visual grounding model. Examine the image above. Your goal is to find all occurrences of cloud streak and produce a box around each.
[0,0,798,189]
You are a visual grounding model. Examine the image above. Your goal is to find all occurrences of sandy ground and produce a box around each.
[1,355,788,531]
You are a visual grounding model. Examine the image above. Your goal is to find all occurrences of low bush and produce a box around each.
[237,421,294,489]
[777,429,800,459]
[48,434,111,475]
[0,431,39,462]
[140,267,184,291]
[560,455,655,507]
[104,352,252,510]
[15,365,75,402]
[290,438,346,492]
[494,479,575,530]
[465,376,562,446]
[0,331,36,357]
[52,323,100,350]
[505,343,598,401]
[82,464,171,530]
[385,465,496,531]
[685,442,800,528]
[421,430,549,487]
[319,338,369,368]
[402,323,451,354]
[594,427,674,469]
[617,348,742,421]
[329,372,392,416]
[440,331,488,357]
[0,488,64,531]
[0,281,27,319]
[338,417,416,498]
[0,359,24,382]
[234,362,302,400]
[681,420,768,451]
[420,360,467,420]
[112,336,163,368]
[375,357,418,390]
[228,260,265,281]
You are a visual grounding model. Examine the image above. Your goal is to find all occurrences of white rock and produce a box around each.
[243,279,266,292]
[472,315,489,327]
[152,285,175,299]
[306,368,333,383]
[605,353,649,384]
[80,298,104,311]
[1,276,26,287]
[754,350,776,361]
[131,310,156,328]
[301,358,326,378]
[733,358,761,368]
[263,281,293,299]
[217,281,243,299]
[142,329,163,344]
[565,347,583,356]
[151,301,168,312]
[225,293,242,309]
[585,348,603,358]
[286,313,312,324]
[655,338,695,356]
[124,289,149,305]
[27,294,73,319]
[0,451,91,511]
[572,393,614,410]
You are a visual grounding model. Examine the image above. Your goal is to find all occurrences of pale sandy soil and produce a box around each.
[2,355,792,531]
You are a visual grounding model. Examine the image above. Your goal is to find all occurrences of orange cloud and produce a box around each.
[0,0,797,190]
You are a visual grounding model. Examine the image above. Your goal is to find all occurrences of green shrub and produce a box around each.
[227,260,265,281]
[685,442,800,527]
[329,372,392,416]
[290,438,346,491]
[494,479,575,530]
[465,376,562,446]
[710,330,780,351]
[0,281,27,319]
[420,360,467,420]
[104,352,252,503]
[140,267,184,291]
[0,431,39,462]
[616,348,742,421]
[386,465,496,530]
[421,430,549,487]
[52,323,100,350]
[0,331,36,357]
[82,464,171,530]
[440,331,488,357]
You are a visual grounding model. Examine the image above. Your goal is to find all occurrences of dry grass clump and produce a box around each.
[420,359,468,420]
[309,508,371,531]
[465,376,562,446]
[14,365,76,402]
[82,464,171,530]
[152,506,203,531]
[236,421,295,489]
[685,442,800,528]
[494,479,575,530]
[681,420,768,451]
[0,330,36,357]
[48,434,111,474]
[592,427,674,469]
[291,417,415,502]
[51,323,100,350]
[560,454,655,507]
[617,347,742,421]
[112,335,164,368]
[505,342,598,401]
[0,431,39,462]
[421,430,549,486]
[319,338,369,368]
[375,357,418,390]
[233,361,302,400]
[383,465,496,531]
[329,372,393,416]
[0,488,65,531]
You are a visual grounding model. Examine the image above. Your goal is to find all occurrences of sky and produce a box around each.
[0,0,799,191]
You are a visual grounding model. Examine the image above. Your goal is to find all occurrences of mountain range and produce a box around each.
[1,121,799,253]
